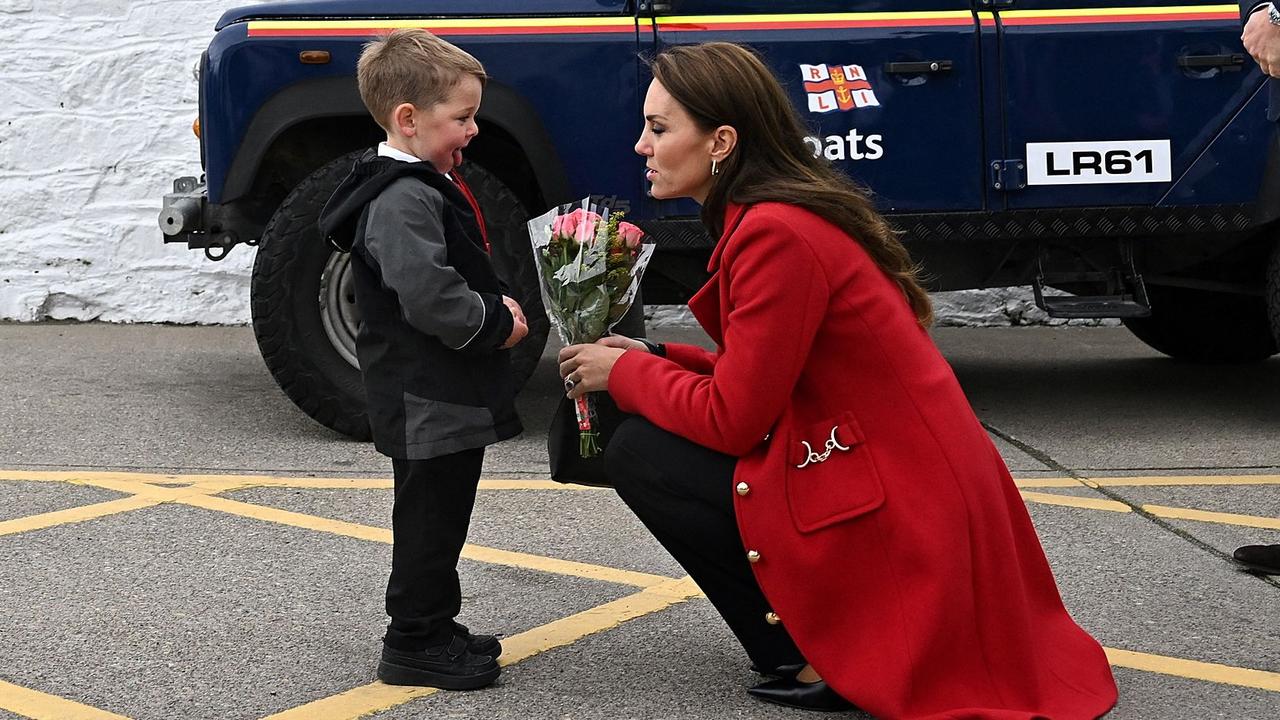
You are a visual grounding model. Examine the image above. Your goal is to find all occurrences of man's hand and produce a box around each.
[1244,5,1280,78]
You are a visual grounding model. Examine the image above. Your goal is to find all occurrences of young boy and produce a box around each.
[317,29,528,690]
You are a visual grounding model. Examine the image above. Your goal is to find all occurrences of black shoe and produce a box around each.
[747,677,854,712]
[378,635,500,689]
[453,620,502,658]
[749,662,807,679]
[1234,544,1280,574]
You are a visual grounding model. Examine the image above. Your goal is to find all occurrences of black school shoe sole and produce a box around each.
[377,658,499,689]
[377,642,500,690]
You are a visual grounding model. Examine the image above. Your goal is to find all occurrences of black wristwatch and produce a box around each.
[636,338,667,357]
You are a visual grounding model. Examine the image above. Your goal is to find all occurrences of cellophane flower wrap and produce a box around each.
[528,198,655,457]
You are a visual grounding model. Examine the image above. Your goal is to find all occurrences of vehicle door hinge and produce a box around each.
[977,0,1016,9]
[990,160,1026,191]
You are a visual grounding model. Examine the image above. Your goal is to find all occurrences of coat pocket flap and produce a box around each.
[787,412,866,468]
[785,412,883,533]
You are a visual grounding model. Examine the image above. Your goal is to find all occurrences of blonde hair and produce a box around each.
[357,29,487,131]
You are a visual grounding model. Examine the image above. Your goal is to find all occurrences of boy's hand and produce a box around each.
[500,300,528,349]
[502,296,526,325]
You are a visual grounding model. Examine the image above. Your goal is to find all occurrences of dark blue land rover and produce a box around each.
[159,1,1280,439]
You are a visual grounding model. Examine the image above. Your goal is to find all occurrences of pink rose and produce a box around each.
[551,209,580,239]
[552,208,603,245]
[617,221,644,250]
[574,210,602,244]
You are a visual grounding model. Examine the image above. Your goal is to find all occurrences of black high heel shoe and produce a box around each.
[747,677,854,712]
[749,662,806,679]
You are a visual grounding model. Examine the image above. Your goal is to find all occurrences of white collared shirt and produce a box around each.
[378,142,422,163]
[377,141,455,181]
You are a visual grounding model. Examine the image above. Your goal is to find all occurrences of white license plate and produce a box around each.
[1025,140,1172,186]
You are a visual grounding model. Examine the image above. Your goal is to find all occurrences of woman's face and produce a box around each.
[635,79,717,204]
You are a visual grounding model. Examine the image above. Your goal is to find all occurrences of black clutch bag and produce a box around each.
[547,391,629,487]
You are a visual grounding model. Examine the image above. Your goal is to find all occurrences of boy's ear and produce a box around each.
[392,102,417,137]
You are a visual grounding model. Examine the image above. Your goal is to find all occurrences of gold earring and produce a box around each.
[711,158,720,176]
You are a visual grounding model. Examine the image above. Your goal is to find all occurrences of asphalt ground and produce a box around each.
[0,322,1278,720]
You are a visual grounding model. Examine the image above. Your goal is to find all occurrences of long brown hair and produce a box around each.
[649,43,933,326]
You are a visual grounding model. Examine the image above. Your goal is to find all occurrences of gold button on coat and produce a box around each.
[765,612,780,625]
[736,482,750,496]
[746,550,761,563]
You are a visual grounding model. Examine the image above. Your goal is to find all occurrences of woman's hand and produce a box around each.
[596,335,647,352]
[558,343,627,398]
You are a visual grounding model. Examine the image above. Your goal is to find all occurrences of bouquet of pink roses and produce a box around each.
[528,198,654,457]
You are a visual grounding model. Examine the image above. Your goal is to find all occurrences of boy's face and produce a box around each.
[390,75,482,173]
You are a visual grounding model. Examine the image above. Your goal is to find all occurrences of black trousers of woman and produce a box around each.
[605,417,805,672]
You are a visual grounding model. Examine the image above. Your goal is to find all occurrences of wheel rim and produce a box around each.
[319,252,360,369]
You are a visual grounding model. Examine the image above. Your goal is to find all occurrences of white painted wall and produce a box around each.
[0,1,1080,327]
[0,0,259,323]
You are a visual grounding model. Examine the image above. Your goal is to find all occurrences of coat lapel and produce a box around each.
[691,203,751,346]
[706,202,750,273]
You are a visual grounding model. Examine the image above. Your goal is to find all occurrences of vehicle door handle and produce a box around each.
[884,60,953,74]
[1177,53,1245,71]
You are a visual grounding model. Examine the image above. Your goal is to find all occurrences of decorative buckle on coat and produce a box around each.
[795,426,851,469]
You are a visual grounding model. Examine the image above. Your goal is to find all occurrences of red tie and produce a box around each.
[450,172,490,253]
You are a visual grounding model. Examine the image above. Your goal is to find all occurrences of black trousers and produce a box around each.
[605,417,805,671]
[384,448,484,650]
[1258,125,1280,224]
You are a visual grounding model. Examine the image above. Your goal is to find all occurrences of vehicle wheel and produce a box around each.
[251,152,549,439]
[1121,284,1278,364]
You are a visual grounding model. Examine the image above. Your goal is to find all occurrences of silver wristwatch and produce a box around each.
[1269,3,1280,26]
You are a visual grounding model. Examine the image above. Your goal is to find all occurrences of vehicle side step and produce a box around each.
[1033,242,1152,319]
[1032,288,1151,318]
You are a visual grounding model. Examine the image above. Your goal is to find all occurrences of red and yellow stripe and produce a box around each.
[247,17,638,37]
[245,5,1240,39]
[998,4,1238,26]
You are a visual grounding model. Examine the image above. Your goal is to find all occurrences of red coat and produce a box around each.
[609,202,1117,720]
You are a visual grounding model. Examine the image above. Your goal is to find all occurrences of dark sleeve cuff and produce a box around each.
[460,292,514,353]
[636,338,667,357]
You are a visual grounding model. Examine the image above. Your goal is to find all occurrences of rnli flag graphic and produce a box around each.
[800,63,879,113]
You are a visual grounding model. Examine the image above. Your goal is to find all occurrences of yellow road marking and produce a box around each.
[6,469,1279,490]
[223,477,392,490]
[461,545,672,588]
[478,479,604,491]
[1019,491,1132,513]
[0,470,604,493]
[261,577,702,720]
[1106,647,1280,692]
[0,496,161,537]
[0,469,275,488]
[1013,478,1083,488]
[1016,475,1280,488]
[178,494,672,588]
[1143,505,1280,531]
[0,678,131,720]
[1091,475,1280,487]
[181,494,392,543]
